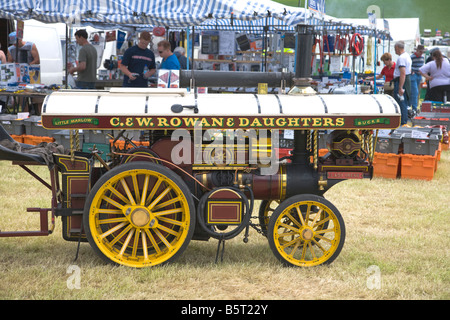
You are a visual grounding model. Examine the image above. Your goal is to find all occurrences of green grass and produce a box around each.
[0,150,449,300]
[276,0,450,35]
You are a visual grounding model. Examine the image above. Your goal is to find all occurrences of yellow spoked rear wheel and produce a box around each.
[268,194,345,267]
[83,162,195,268]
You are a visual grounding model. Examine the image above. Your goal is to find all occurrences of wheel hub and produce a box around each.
[124,206,155,228]
[301,228,314,241]
[130,208,151,227]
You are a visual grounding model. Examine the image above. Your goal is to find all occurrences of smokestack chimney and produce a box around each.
[293,24,314,89]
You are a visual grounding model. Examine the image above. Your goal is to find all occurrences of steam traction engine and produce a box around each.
[0,87,400,268]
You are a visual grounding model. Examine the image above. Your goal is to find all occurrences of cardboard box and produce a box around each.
[157,69,179,88]
[0,63,38,84]
[157,69,169,88]
[28,65,41,84]
[0,63,20,84]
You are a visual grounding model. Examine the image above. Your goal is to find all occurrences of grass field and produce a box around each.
[0,150,449,300]
[276,0,450,34]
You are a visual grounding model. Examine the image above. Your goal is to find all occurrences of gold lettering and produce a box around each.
[250,118,263,127]
[312,118,322,127]
[136,117,153,127]
[183,117,199,127]
[111,117,120,127]
[288,118,300,127]
[301,118,312,127]
[211,118,224,127]
[170,117,182,127]
[336,117,345,127]
[239,118,250,127]
[125,118,134,127]
[323,118,334,127]
[157,118,169,127]
[275,118,286,127]
[226,118,235,127]
[263,118,275,127]
[200,118,211,127]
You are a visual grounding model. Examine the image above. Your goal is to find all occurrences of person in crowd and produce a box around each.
[68,29,98,89]
[0,43,6,64]
[6,33,41,113]
[366,52,396,96]
[419,49,450,102]
[0,44,6,112]
[393,41,412,125]
[119,31,156,87]
[410,45,426,112]
[158,40,181,70]
[7,31,40,65]
[424,48,449,100]
[174,46,188,70]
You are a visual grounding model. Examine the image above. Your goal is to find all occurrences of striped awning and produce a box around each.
[0,0,391,39]
[0,0,309,28]
[198,16,392,40]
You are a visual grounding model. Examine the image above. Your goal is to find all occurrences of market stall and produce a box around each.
[0,0,391,80]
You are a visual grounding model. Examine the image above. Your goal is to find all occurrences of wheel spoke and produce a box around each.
[278,231,296,237]
[285,211,302,229]
[99,221,128,239]
[153,196,182,211]
[97,209,123,214]
[153,229,172,249]
[289,239,302,257]
[304,203,312,225]
[105,186,129,205]
[98,217,128,225]
[142,230,149,260]
[140,174,150,206]
[132,174,141,205]
[102,195,125,210]
[295,205,306,226]
[308,242,316,260]
[145,229,161,255]
[314,234,333,243]
[109,224,133,246]
[311,208,323,227]
[314,228,335,235]
[313,215,331,229]
[279,222,299,233]
[280,237,300,249]
[300,242,307,261]
[157,216,183,227]
[118,228,135,257]
[157,224,179,237]
[312,238,328,253]
[146,177,163,206]
[148,186,172,211]
[120,178,136,206]
[132,229,140,258]
[154,207,184,217]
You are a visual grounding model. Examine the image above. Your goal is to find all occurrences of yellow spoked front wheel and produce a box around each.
[83,162,195,268]
[268,194,345,267]
[258,200,280,236]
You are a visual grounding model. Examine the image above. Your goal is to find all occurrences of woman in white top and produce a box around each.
[419,49,450,102]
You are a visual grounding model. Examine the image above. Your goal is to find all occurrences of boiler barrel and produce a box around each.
[179,70,295,88]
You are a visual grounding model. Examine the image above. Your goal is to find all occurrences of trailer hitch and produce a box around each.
[0,208,54,237]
